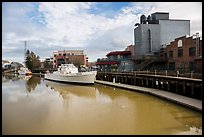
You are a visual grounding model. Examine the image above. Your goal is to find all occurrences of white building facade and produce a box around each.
[134,12,190,59]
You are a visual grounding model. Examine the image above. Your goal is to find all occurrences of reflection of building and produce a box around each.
[53,50,88,68]
[96,45,134,72]
[164,34,202,73]
[134,12,190,59]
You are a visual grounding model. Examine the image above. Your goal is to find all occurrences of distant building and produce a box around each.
[164,34,202,73]
[10,62,23,69]
[87,62,95,68]
[45,57,53,63]
[96,45,135,72]
[2,61,23,70]
[2,60,10,69]
[41,57,54,69]
[2,60,10,65]
[53,50,88,68]
[134,12,190,59]
[125,44,135,59]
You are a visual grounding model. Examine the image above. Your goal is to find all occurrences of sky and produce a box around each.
[2,2,202,64]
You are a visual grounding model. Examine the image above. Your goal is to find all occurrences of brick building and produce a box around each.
[164,34,202,73]
[53,50,88,68]
[125,44,135,59]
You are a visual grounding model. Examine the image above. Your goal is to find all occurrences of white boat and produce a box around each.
[18,67,32,75]
[44,64,97,85]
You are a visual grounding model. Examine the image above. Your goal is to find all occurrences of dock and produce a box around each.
[95,80,202,112]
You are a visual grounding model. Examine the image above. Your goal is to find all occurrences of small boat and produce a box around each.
[18,67,32,76]
[44,64,97,85]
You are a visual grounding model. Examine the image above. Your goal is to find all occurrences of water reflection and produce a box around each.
[2,74,32,82]
[45,80,97,100]
[2,76,202,135]
[26,76,41,92]
[2,74,41,93]
[2,74,20,82]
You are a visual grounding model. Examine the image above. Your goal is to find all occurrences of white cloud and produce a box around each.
[2,2,202,63]
[154,2,202,36]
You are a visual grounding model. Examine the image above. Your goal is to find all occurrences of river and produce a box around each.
[2,74,202,135]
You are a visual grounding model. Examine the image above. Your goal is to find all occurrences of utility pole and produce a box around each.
[24,41,27,66]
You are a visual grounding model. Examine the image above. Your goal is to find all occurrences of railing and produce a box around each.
[96,71,202,100]
[98,70,202,79]
[135,58,156,70]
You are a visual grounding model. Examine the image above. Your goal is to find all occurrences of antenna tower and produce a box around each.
[24,41,27,65]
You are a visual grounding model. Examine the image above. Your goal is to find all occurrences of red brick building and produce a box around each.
[164,34,202,73]
[53,50,88,68]
[125,44,135,59]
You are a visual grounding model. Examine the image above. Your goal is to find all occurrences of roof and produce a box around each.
[2,60,10,64]
[106,51,131,56]
[96,61,119,65]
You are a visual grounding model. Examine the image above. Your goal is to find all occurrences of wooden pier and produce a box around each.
[96,72,202,100]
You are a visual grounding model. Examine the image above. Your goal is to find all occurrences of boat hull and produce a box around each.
[44,71,97,85]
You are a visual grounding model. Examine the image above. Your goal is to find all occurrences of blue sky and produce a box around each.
[2,2,202,63]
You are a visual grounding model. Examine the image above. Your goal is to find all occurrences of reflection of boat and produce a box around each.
[18,67,32,75]
[44,64,97,85]
[45,80,97,98]
[18,75,32,81]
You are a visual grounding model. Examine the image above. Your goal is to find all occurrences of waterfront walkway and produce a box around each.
[95,80,202,111]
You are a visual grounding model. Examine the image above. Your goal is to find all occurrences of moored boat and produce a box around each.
[44,64,97,85]
[18,67,32,76]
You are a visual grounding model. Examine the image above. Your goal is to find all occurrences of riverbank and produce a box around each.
[95,80,202,112]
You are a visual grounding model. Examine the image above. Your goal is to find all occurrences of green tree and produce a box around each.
[43,61,52,69]
[25,50,41,71]
[25,50,32,69]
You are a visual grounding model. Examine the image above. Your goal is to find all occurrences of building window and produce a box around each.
[189,47,196,56]
[117,55,120,59]
[178,48,183,57]
[165,53,167,58]
[169,51,173,58]
[57,58,65,65]
[169,62,175,70]
[189,62,195,72]
[59,53,61,56]
[54,54,57,57]
[177,40,182,47]
[63,53,66,56]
